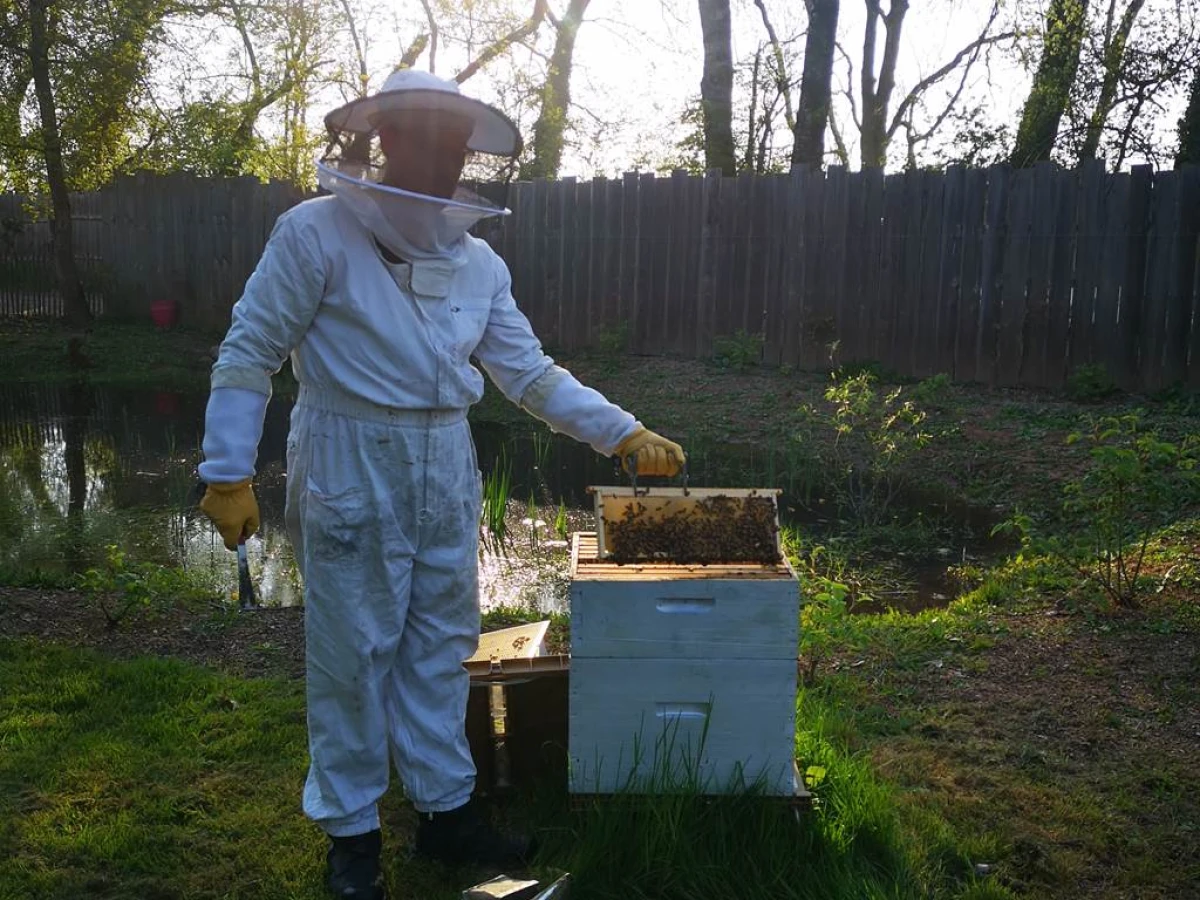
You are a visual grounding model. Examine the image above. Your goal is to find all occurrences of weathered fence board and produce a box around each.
[3,164,1200,391]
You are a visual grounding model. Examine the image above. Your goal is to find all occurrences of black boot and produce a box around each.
[414,798,535,869]
[326,829,386,899]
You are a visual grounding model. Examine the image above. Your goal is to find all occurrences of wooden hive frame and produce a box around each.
[587,485,785,566]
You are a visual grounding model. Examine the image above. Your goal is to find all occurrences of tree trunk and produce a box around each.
[63,380,90,574]
[792,0,840,169]
[28,0,91,329]
[1010,0,1090,167]
[1079,0,1145,161]
[860,0,909,169]
[522,0,591,180]
[697,0,737,175]
[1178,65,1200,166]
[745,47,762,172]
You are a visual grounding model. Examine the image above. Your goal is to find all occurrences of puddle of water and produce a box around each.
[0,384,1007,614]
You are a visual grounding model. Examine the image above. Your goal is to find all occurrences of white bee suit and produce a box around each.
[199,161,640,837]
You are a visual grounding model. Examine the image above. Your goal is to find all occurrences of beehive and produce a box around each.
[568,485,800,798]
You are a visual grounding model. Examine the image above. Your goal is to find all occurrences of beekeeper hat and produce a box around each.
[324,68,523,157]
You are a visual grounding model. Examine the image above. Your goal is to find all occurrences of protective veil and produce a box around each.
[200,132,641,836]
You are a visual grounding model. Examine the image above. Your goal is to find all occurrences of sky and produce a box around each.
[155,0,1188,180]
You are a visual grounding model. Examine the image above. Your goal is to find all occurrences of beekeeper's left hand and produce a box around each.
[614,426,686,477]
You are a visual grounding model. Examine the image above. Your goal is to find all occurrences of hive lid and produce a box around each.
[588,485,784,566]
[467,621,550,665]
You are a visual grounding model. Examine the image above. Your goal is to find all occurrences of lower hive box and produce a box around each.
[568,499,801,798]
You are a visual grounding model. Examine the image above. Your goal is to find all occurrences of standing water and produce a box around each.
[0,384,627,611]
[0,384,1005,612]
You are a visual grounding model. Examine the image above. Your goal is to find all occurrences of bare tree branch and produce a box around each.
[908,35,988,146]
[828,104,851,166]
[454,0,549,84]
[836,41,860,129]
[902,113,918,169]
[418,0,439,74]
[752,0,795,131]
[228,1,260,94]
[886,6,1012,141]
[745,44,762,171]
[398,33,428,71]
[337,0,368,98]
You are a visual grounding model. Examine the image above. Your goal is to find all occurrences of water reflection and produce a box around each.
[0,385,633,611]
[0,384,1009,613]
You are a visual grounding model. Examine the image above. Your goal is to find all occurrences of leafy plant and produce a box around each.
[712,329,763,370]
[798,570,851,685]
[554,500,569,540]
[596,321,630,356]
[998,413,1200,608]
[480,452,513,557]
[910,373,953,410]
[76,544,212,630]
[531,428,553,472]
[1066,363,1119,403]
[797,371,932,527]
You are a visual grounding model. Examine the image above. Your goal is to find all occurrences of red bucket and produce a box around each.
[150,298,178,330]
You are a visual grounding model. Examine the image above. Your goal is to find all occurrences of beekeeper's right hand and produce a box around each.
[200,480,260,551]
[197,386,268,550]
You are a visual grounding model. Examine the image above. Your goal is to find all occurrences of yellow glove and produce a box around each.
[199,479,261,551]
[614,426,686,478]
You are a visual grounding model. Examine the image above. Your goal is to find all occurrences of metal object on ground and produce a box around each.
[532,874,570,899]
[590,485,783,565]
[462,874,543,900]
[237,535,259,610]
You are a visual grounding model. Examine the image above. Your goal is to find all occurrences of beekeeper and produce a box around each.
[196,69,685,898]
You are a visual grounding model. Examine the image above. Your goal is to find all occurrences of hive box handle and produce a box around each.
[655,597,716,614]
[655,702,711,720]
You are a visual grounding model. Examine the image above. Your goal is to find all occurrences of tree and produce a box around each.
[859,0,908,169]
[0,0,168,326]
[1056,0,1200,168]
[26,0,90,327]
[0,0,170,194]
[521,0,591,180]
[1078,0,1146,160]
[855,0,1011,169]
[1179,65,1200,165]
[452,0,550,83]
[1010,0,1091,166]
[793,0,840,169]
[697,0,736,174]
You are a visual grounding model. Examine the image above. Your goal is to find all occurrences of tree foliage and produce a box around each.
[0,0,172,193]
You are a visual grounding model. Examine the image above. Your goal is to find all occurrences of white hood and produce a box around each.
[316,159,510,296]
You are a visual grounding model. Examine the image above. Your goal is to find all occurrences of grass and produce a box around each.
[2,320,1199,898]
[0,640,337,900]
[2,524,1197,897]
[2,636,1013,900]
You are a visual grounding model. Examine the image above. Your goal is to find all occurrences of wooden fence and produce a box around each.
[2,162,1199,391]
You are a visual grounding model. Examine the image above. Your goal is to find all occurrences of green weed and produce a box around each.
[76,544,219,629]
[480,452,514,556]
[1065,363,1120,403]
[997,412,1200,608]
[713,329,764,370]
[796,370,932,528]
